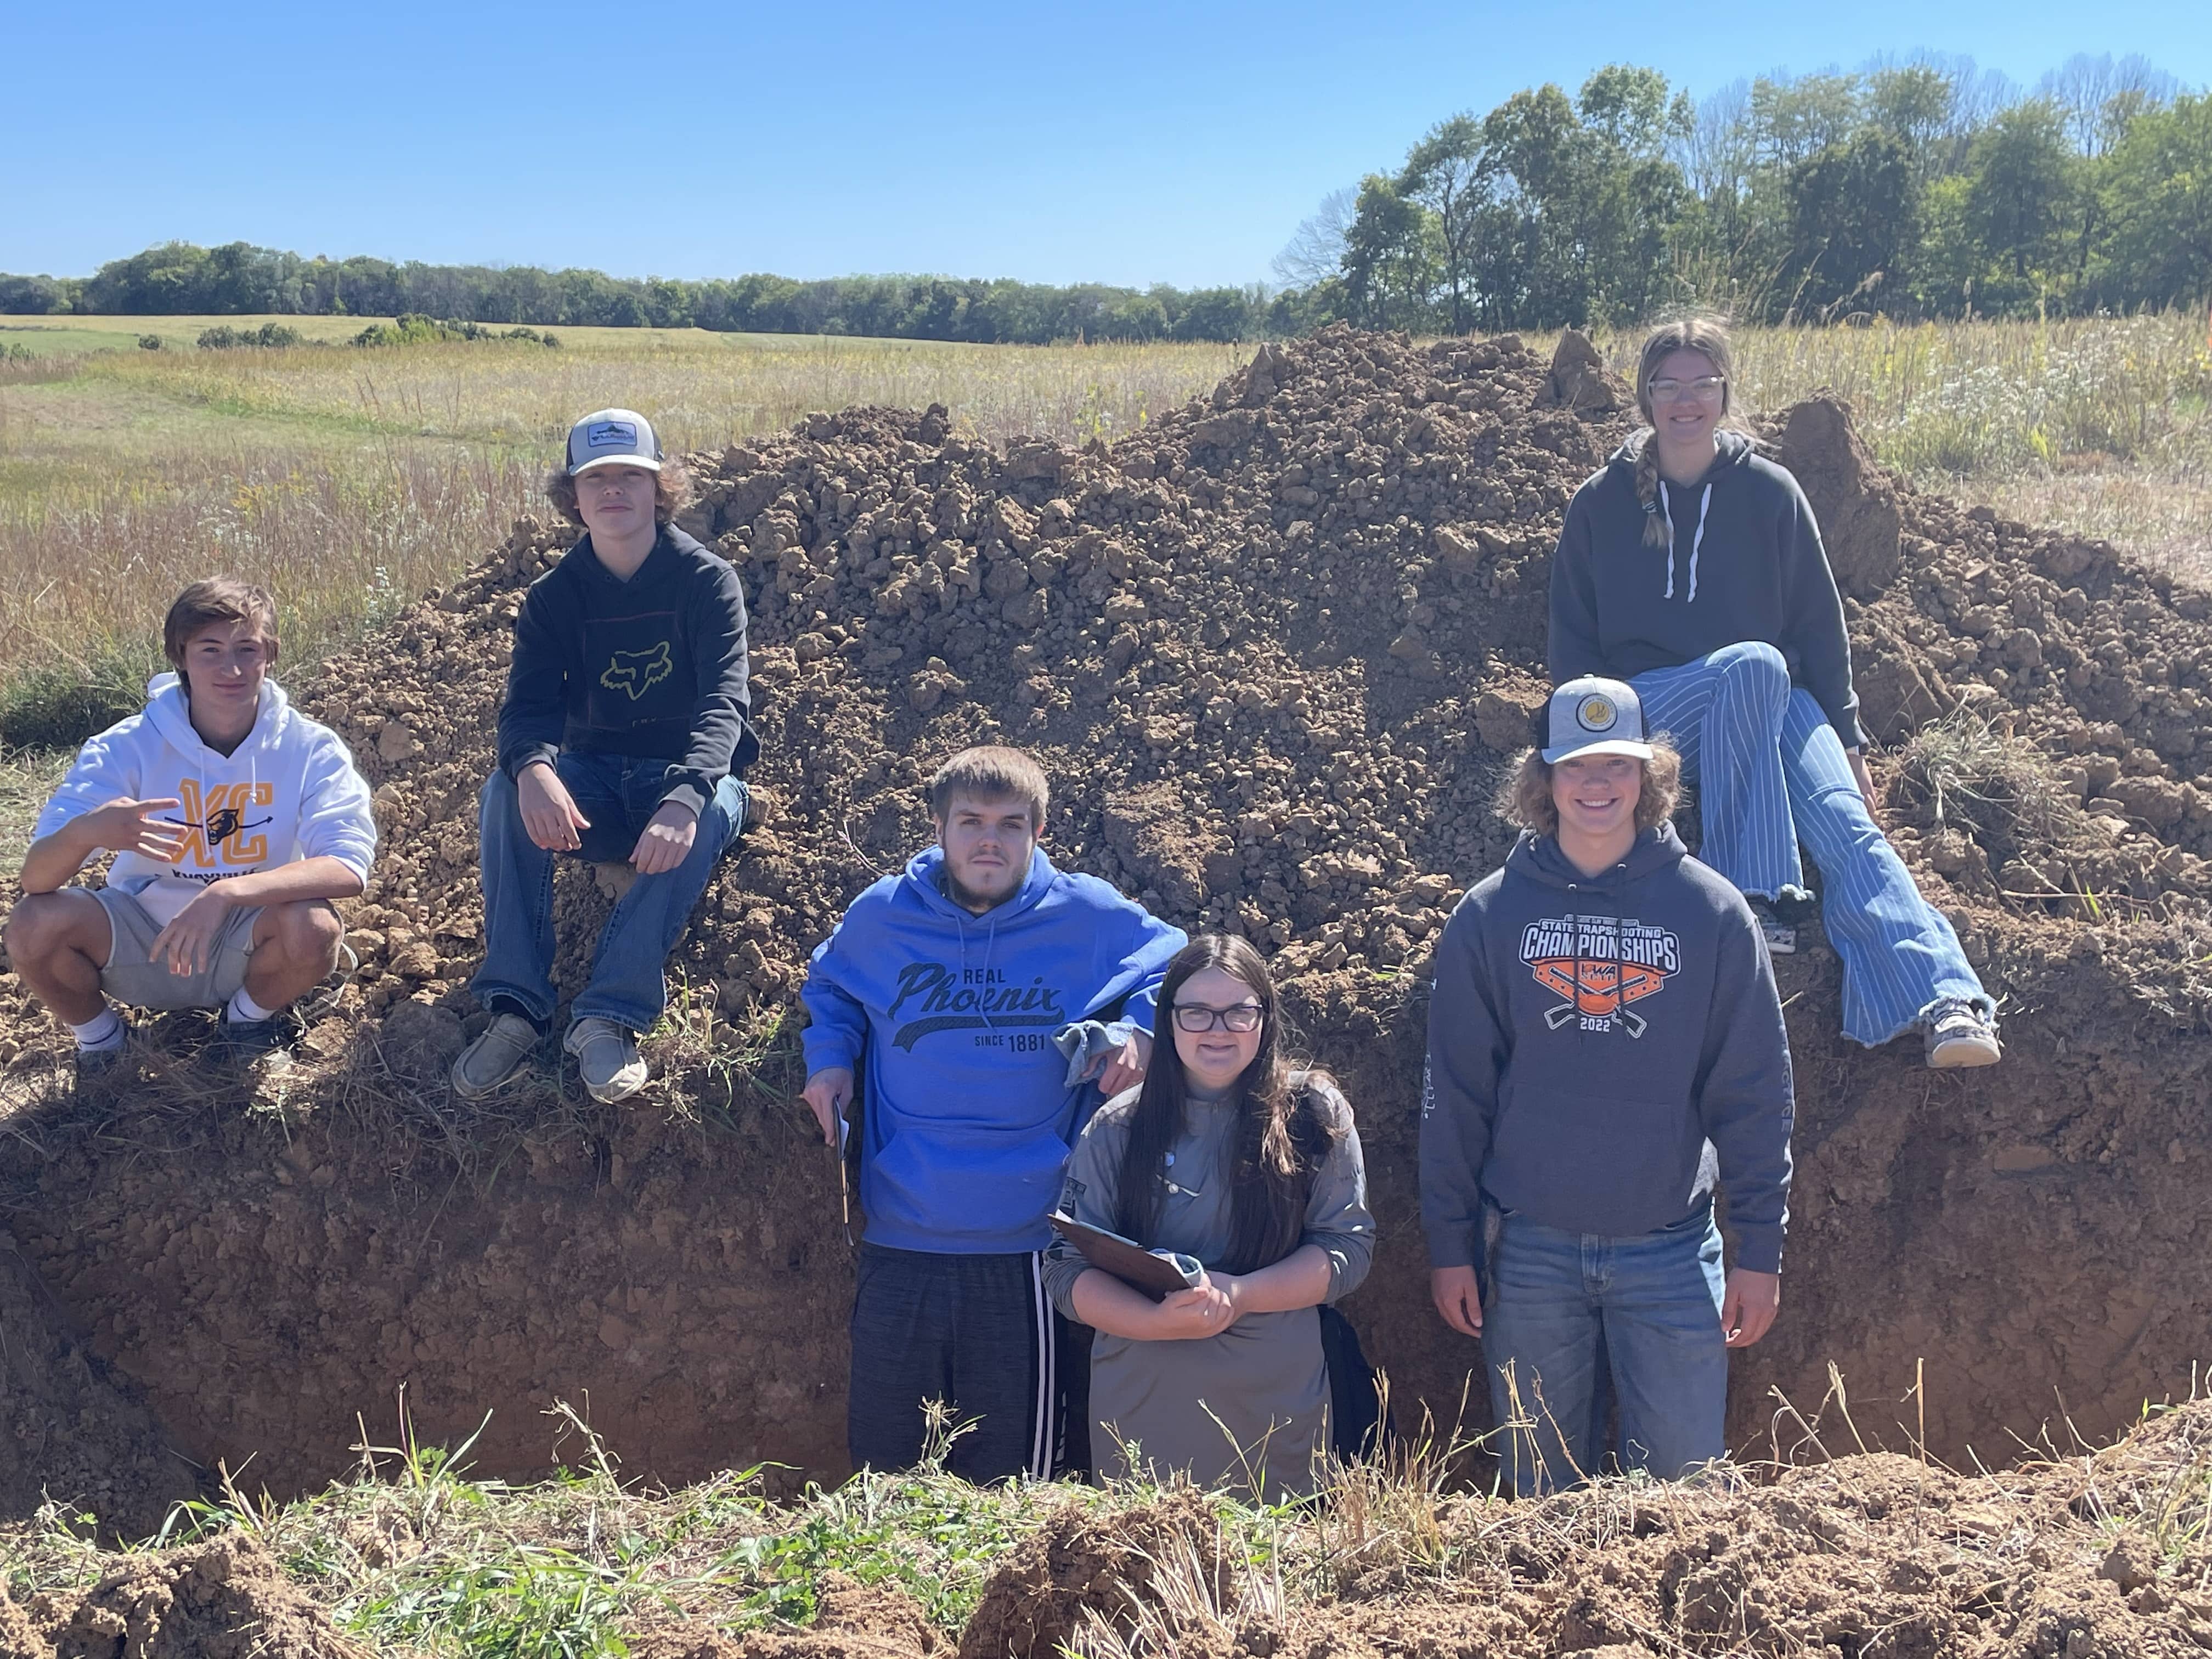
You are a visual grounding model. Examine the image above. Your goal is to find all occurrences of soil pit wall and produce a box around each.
[3,326,2209,1520]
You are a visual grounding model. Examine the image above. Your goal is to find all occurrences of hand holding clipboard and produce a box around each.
[1049,1212,1205,1302]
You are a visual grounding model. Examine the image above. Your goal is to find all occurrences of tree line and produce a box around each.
[0,244,1285,345]
[1278,52,2211,331]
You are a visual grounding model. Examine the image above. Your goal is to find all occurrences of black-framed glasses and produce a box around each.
[1171,1003,1263,1032]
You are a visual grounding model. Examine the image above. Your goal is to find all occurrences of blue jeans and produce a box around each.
[1632,643,1991,1047]
[1483,1204,1728,1496]
[470,753,744,1033]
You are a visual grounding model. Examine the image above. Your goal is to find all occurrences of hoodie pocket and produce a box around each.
[868,1119,1073,1245]
[1486,1086,1697,1235]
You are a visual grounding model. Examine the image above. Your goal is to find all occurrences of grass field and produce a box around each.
[0,312,2205,760]
[0,322,1243,748]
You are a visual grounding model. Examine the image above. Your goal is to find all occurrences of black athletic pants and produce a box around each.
[848,1243,1088,1483]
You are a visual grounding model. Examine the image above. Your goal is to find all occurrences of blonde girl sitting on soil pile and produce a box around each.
[1043,933,1375,1502]
[1547,317,2000,1069]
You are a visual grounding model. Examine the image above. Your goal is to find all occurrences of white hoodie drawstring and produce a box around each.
[1658,480,1712,605]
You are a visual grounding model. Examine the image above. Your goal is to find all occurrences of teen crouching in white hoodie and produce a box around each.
[5,579,376,1079]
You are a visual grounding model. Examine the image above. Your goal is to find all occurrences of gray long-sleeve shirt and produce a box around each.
[1043,1074,1374,1500]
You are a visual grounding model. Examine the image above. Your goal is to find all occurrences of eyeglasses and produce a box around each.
[1171,1003,1263,1032]
[1647,375,1726,403]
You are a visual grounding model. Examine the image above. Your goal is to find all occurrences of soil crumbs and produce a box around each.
[950,1404,2212,1658]
[0,1534,364,1659]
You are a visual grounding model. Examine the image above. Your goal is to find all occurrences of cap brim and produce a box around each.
[1542,738,1654,764]
[569,454,663,476]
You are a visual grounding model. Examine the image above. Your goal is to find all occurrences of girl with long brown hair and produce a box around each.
[1040,934,1374,1499]
[1548,317,1999,1068]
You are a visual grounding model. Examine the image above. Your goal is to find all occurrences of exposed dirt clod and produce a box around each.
[3,1534,365,1659]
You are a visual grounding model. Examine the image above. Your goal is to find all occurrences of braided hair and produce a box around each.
[1631,317,1736,549]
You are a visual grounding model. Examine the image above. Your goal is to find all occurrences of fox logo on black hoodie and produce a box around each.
[601,641,674,700]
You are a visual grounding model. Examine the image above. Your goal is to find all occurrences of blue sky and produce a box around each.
[7,0,2205,290]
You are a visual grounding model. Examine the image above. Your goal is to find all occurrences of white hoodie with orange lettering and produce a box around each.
[33,674,376,926]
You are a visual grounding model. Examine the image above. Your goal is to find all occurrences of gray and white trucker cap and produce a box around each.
[1540,676,1655,764]
[566,408,663,476]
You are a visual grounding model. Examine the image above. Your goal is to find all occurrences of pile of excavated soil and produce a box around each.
[0,1533,365,1659]
[935,1398,2212,1657]
[2,324,2210,1524]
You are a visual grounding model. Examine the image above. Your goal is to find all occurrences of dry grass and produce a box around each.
[1587,312,2212,579]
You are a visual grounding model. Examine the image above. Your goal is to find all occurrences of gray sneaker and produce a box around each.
[1925,999,2001,1069]
[450,1012,541,1098]
[565,1017,647,1103]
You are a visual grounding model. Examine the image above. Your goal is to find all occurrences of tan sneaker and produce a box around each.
[451,1012,540,1098]
[565,1017,647,1103]
[1926,1000,2001,1069]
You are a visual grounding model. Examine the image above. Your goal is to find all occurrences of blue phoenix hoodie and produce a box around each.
[1420,825,1794,1277]
[802,845,1188,1254]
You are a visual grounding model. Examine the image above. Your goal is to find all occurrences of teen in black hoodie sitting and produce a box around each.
[1548,317,1999,1069]
[1422,677,1792,1494]
[452,409,758,1104]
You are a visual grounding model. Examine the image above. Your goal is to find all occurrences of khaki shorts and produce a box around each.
[95,887,261,1011]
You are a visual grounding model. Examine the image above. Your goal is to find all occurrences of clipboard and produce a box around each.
[1049,1212,1205,1301]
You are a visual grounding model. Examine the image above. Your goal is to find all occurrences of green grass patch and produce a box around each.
[0,639,163,750]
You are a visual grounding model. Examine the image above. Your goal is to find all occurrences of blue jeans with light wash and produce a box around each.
[1483,1202,1729,1496]
[1630,642,1991,1047]
[470,752,744,1034]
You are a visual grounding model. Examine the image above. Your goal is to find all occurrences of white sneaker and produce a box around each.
[565,1017,648,1103]
[1925,999,2001,1069]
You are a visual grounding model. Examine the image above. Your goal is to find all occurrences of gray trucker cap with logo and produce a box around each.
[1540,675,1656,764]
[566,408,664,476]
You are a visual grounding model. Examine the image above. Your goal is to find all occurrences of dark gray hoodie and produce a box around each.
[1420,825,1793,1276]
[1548,430,1863,748]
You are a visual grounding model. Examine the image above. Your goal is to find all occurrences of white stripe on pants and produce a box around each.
[1632,643,1990,1047]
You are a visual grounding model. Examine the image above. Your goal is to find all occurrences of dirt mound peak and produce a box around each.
[1767,392,1903,599]
[1535,326,1633,418]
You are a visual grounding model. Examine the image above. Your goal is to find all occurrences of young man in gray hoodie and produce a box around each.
[1421,676,1793,1494]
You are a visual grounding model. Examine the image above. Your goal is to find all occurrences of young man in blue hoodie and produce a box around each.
[7,579,375,1079]
[802,746,1187,1483]
[1421,677,1793,1495]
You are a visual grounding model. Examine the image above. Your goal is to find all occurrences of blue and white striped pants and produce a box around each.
[1632,643,1990,1048]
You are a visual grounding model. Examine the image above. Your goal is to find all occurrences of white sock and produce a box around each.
[225,986,281,1025]
[70,1008,124,1052]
